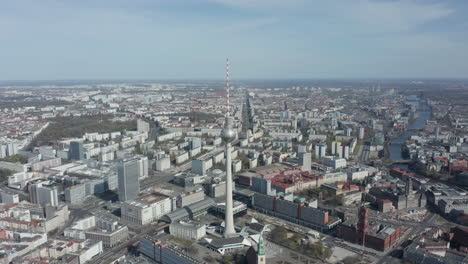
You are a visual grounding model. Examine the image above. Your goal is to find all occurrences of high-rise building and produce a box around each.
[0,190,19,205]
[138,156,149,180]
[342,145,350,160]
[137,119,150,132]
[70,141,85,160]
[29,181,59,207]
[291,117,298,129]
[331,141,341,155]
[331,118,338,128]
[155,154,171,171]
[0,144,7,158]
[6,143,18,157]
[190,138,202,149]
[336,143,343,158]
[314,143,327,159]
[192,159,209,175]
[358,127,365,140]
[65,184,87,204]
[297,144,307,154]
[118,159,140,202]
[252,177,275,196]
[299,152,311,171]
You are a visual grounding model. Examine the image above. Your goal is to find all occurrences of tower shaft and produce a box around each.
[224,142,236,236]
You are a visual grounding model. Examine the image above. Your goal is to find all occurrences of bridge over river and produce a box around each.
[391,160,412,164]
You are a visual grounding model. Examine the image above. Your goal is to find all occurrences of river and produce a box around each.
[388,96,432,162]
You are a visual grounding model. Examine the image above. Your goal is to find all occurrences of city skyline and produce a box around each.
[1,1,468,262]
[1,74,468,263]
[1,0,468,80]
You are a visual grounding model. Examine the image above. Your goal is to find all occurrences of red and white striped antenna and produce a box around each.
[226,57,230,118]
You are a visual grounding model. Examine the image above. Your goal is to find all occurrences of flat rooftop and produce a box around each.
[136,193,168,204]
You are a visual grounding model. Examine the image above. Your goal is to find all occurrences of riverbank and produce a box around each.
[386,97,432,162]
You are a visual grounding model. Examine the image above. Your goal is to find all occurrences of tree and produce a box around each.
[342,256,363,264]
[185,245,199,255]
[0,154,28,164]
[0,168,14,183]
[297,188,320,199]
[323,245,333,259]
[28,115,136,149]
[0,99,72,109]
[290,252,299,260]
[134,142,143,155]
[401,260,418,264]
[270,226,288,243]
[233,253,245,264]
[219,254,234,264]
[332,196,346,206]
[309,241,325,257]
[240,156,250,170]
[203,255,216,263]
[401,145,410,159]
[170,153,176,163]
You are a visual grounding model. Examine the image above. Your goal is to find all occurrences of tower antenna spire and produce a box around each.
[226,57,230,118]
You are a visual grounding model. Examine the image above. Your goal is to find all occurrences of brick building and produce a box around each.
[337,207,403,251]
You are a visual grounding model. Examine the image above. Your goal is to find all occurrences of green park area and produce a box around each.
[28,115,136,148]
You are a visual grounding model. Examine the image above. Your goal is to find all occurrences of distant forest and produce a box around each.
[28,115,136,148]
[0,99,73,109]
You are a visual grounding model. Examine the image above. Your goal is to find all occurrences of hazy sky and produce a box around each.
[1,0,468,80]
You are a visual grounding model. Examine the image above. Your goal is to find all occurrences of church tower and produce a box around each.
[257,231,266,264]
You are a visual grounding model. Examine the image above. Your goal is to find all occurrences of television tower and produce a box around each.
[222,58,236,237]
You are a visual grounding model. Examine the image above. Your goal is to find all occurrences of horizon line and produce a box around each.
[1,77,468,83]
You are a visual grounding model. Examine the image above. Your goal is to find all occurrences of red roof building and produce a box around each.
[270,170,322,193]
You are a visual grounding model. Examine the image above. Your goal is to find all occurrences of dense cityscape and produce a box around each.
[2,0,468,263]
[0,78,467,264]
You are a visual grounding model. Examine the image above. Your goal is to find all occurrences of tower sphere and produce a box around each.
[222,117,236,140]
